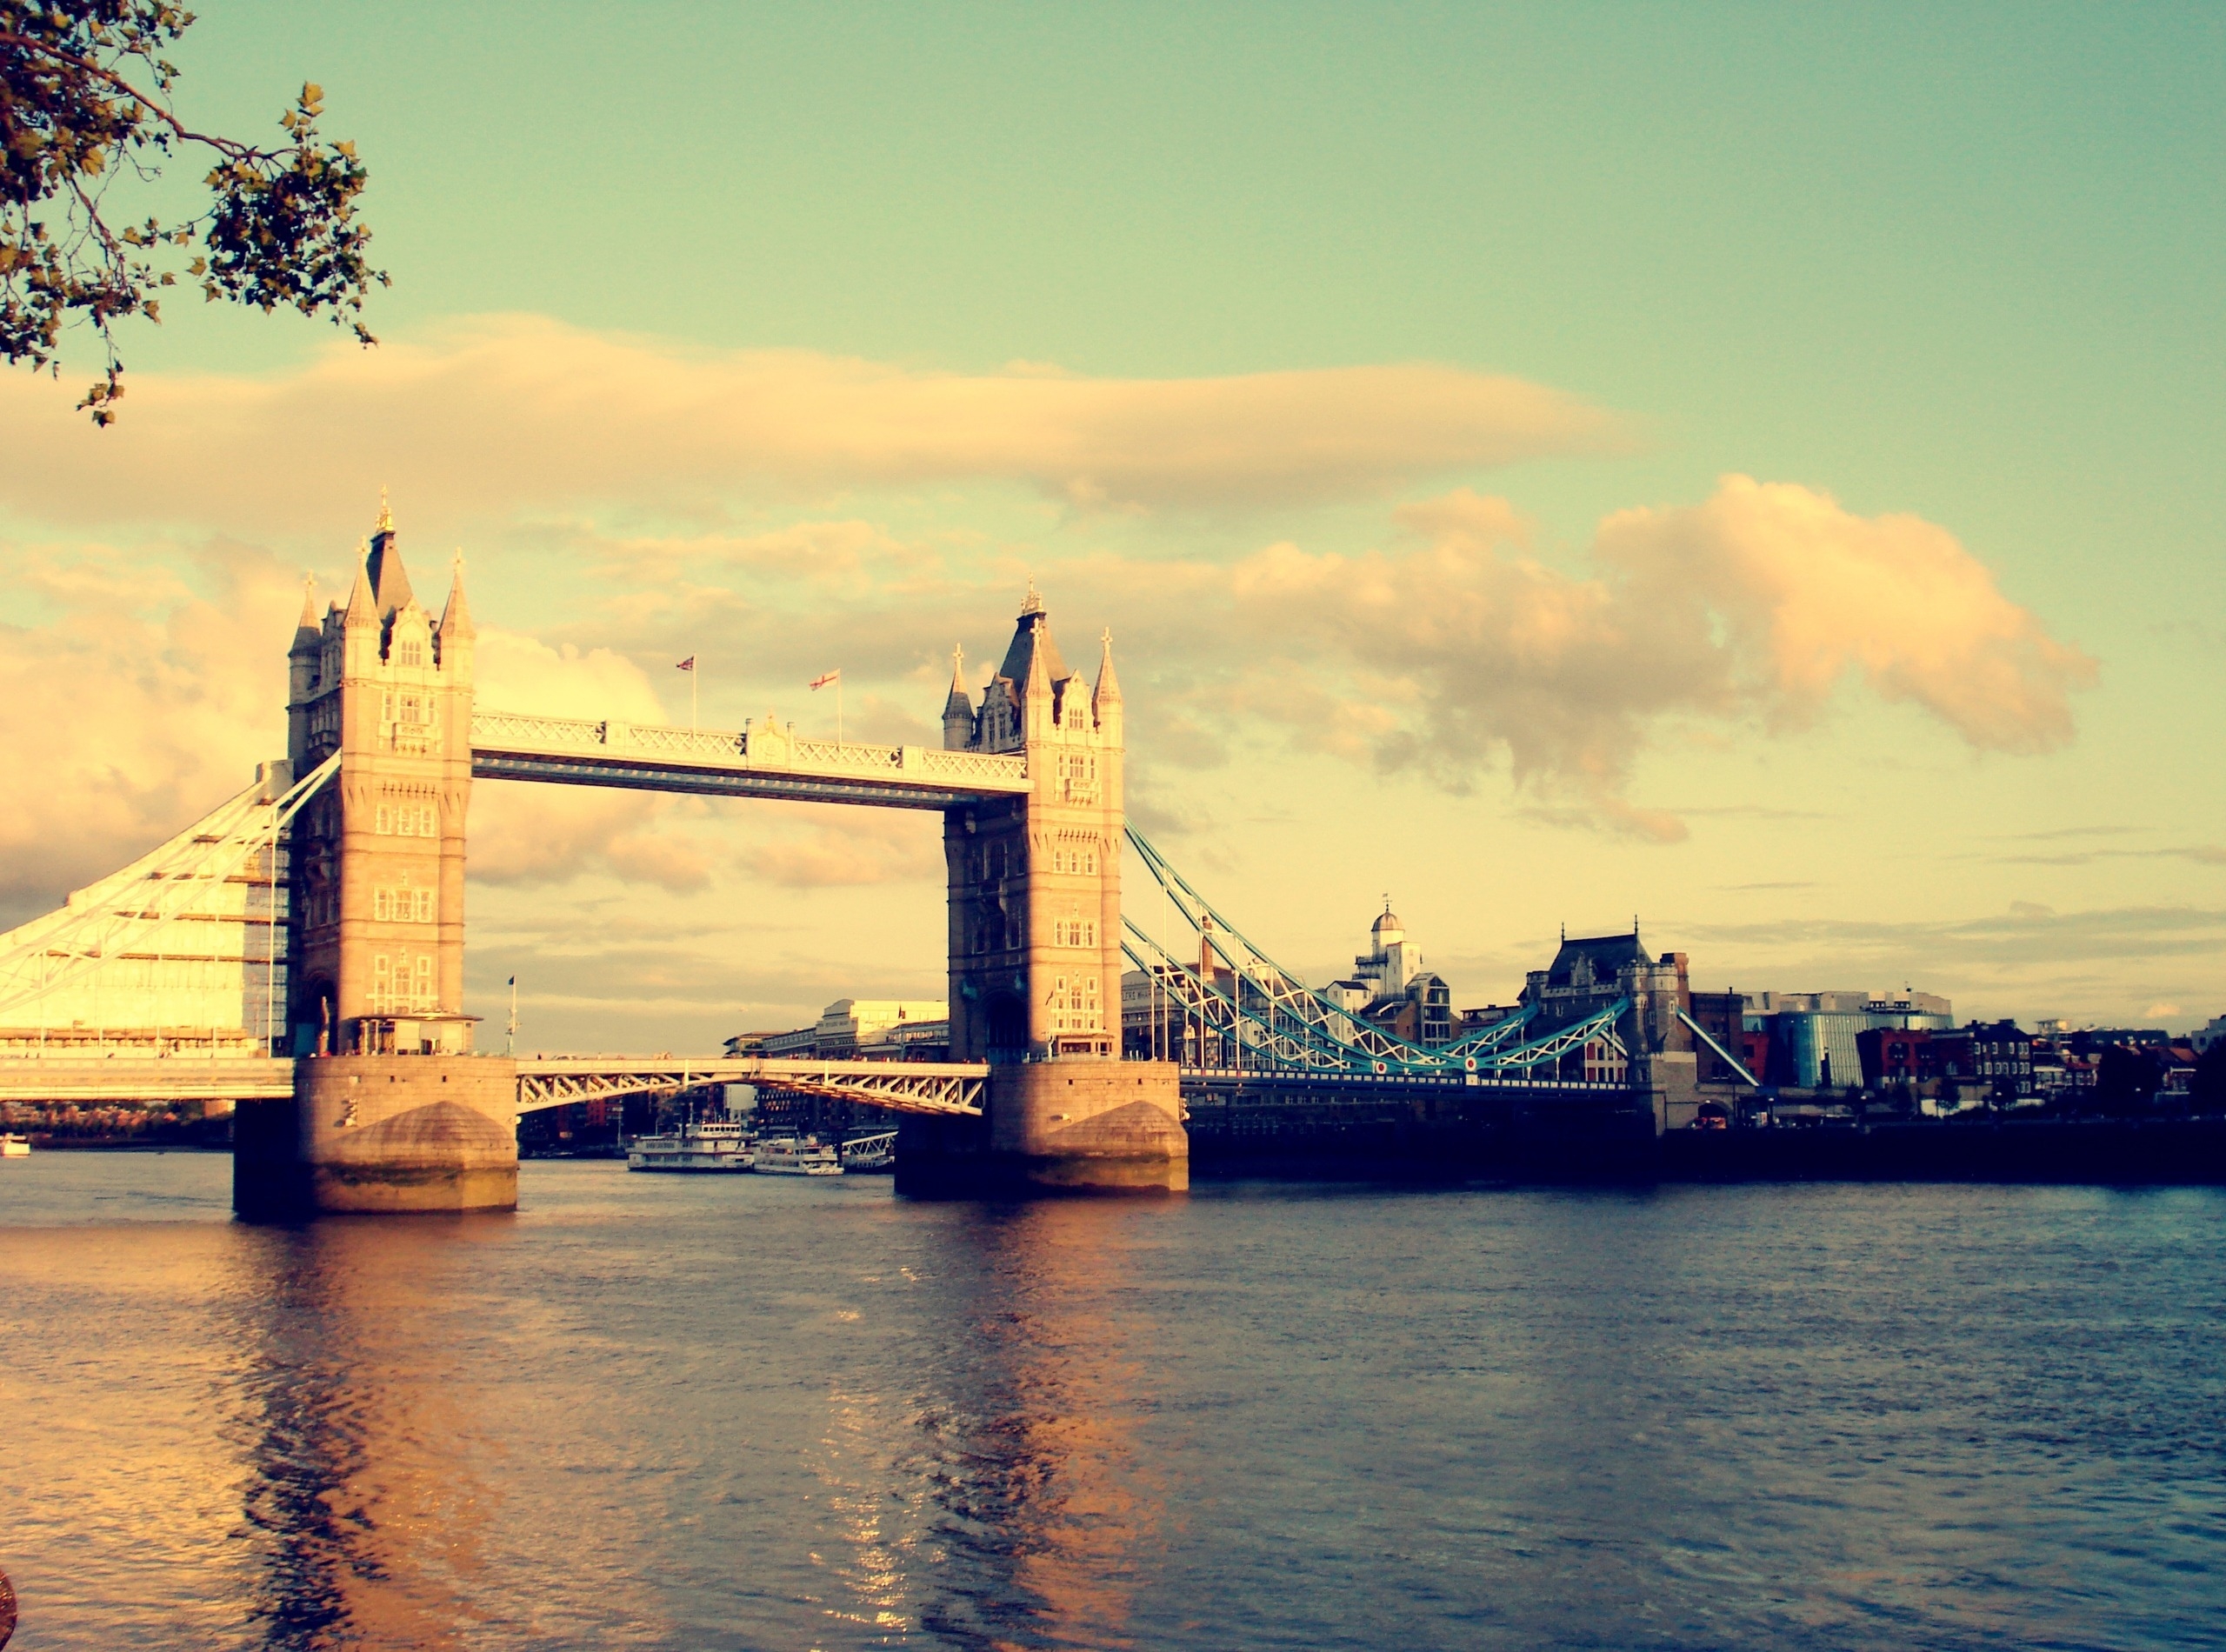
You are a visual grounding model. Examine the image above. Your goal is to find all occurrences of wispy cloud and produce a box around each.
[0,315,1630,529]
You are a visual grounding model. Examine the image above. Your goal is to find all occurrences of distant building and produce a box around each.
[1687,990,1753,1085]
[812,998,947,1056]
[1520,929,1689,1088]
[1856,1019,2033,1104]
[1741,989,1956,1090]
[1324,904,1455,1046]
[728,997,948,1062]
[2188,1016,2226,1055]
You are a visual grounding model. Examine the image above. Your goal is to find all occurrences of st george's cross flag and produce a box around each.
[809,669,840,690]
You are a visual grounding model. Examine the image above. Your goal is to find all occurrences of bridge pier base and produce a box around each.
[234,1055,519,1218]
[895,1060,1188,1196]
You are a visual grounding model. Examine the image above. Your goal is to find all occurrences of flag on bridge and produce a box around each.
[810,669,840,690]
[675,656,696,672]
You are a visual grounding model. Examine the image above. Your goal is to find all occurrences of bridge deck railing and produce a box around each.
[471,710,1030,795]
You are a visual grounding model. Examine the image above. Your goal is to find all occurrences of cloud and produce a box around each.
[1596,476,2099,754]
[1207,477,2096,836]
[462,629,725,891]
[742,806,944,889]
[0,467,2096,935]
[0,315,1628,529]
[0,537,296,924]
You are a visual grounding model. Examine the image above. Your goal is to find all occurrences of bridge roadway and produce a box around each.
[512,1056,986,1116]
[0,1054,1629,1122]
[470,709,1031,809]
[0,1056,294,1105]
[0,1055,988,1118]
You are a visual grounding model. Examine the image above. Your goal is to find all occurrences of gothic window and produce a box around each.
[1049,971,1103,1032]
[373,886,435,923]
[1058,752,1100,804]
[395,639,425,668]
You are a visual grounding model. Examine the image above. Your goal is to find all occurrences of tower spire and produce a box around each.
[343,545,377,629]
[437,548,475,642]
[1091,627,1123,708]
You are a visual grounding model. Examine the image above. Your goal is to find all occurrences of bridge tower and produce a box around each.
[235,505,517,1216]
[909,590,1187,1193]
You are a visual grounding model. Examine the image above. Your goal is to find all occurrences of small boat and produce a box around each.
[0,1134,29,1157]
[754,1136,843,1176]
[839,1130,897,1174]
[626,1115,753,1173]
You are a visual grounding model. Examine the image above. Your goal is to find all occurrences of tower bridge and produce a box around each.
[0,500,1704,1210]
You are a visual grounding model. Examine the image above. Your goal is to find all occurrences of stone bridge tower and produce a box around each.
[284,504,477,1058]
[916,589,1186,1192]
[237,504,517,1216]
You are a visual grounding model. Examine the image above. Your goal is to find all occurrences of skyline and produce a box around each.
[0,3,2219,1044]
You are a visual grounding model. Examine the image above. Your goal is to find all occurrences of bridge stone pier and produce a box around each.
[236,508,1183,1216]
[235,505,517,1216]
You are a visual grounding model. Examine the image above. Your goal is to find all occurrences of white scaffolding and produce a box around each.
[0,755,340,1055]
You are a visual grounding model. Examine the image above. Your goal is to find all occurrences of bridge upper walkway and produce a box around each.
[470,710,1030,810]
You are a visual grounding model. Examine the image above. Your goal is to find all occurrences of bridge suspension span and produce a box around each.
[1120,827,1630,1086]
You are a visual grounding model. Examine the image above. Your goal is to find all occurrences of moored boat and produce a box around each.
[0,1133,30,1157]
[754,1136,843,1176]
[839,1130,897,1174]
[625,1115,753,1172]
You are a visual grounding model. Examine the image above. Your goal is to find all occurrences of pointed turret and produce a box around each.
[1090,628,1123,739]
[343,551,378,629]
[365,492,413,619]
[996,581,1069,699]
[437,551,476,642]
[941,644,974,749]
[290,576,322,655]
[1092,629,1122,703]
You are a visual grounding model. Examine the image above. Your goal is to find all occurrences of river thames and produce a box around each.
[0,1156,2219,1650]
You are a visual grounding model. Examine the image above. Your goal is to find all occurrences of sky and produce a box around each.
[2,3,2220,1047]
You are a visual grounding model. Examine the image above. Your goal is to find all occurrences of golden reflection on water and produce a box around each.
[218,1218,512,1650]
[810,1199,1180,1650]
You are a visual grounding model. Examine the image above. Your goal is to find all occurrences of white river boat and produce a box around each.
[754,1136,843,1176]
[626,1116,754,1173]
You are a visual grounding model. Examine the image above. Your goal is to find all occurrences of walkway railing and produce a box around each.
[471,710,1029,806]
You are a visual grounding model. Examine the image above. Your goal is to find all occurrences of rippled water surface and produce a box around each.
[0,1155,2221,1650]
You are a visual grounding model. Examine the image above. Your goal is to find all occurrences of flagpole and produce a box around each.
[691,663,698,732]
